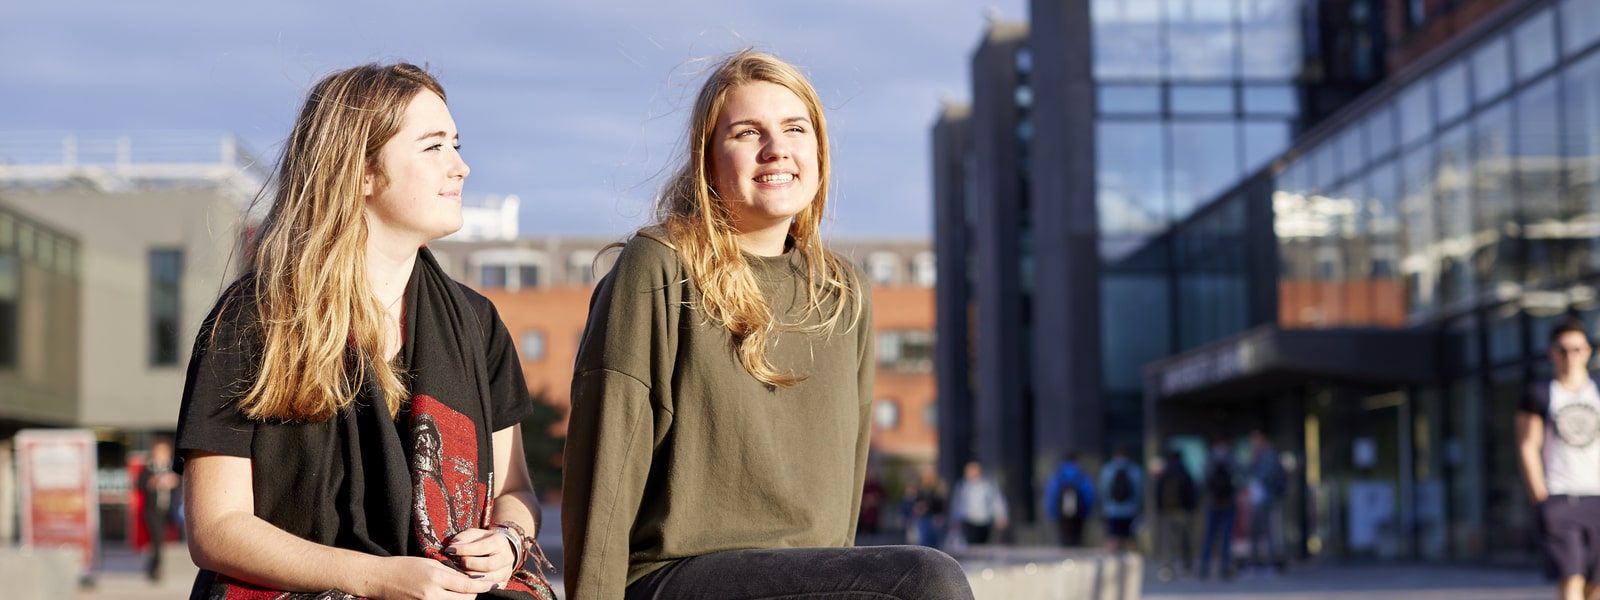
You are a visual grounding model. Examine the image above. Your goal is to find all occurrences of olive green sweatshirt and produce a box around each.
[561,230,874,599]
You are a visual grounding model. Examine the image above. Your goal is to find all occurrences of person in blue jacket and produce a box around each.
[1099,447,1145,553]
[1044,452,1096,547]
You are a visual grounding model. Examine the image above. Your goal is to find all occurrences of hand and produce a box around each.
[444,528,517,584]
[996,518,1009,530]
[369,556,497,600]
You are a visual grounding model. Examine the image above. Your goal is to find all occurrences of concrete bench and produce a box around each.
[0,546,82,600]
[955,546,1142,600]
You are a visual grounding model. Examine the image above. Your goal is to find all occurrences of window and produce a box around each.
[873,399,900,430]
[1170,85,1234,115]
[1564,0,1600,57]
[1098,85,1161,115]
[568,250,597,285]
[878,330,934,372]
[480,264,508,288]
[518,265,541,289]
[520,331,546,361]
[149,249,183,367]
[867,253,899,285]
[1243,84,1297,115]
[1472,37,1512,106]
[925,401,938,428]
[911,252,937,287]
[0,253,17,368]
[1513,10,1558,83]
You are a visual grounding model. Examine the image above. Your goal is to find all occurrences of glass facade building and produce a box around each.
[1139,0,1600,563]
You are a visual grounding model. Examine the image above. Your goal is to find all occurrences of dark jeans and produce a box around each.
[625,545,975,600]
[1057,515,1086,547]
[1198,507,1236,578]
[961,521,992,545]
[144,511,167,581]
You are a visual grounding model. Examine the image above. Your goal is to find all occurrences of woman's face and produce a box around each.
[364,91,469,249]
[709,81,820,238]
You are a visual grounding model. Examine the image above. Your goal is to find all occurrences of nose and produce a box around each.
[450,148,470,179]
[761,135,791,162]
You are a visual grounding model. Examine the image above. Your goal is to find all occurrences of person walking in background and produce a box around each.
[1152,449,1198,582]
[138,437,179,583]
[1518,317,1600,600]
[560,49,974,600]
[177,63,554,599]
[1246,430,1288,574]
[1100,447,1144,553]
[950,461,1009,546]
[1198,437,1241,581]
[860,468,887,538]
[1044,452,1096,547]
[909,467,952,549]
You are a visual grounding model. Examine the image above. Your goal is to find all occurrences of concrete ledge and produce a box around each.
[954,546,1142,600]
[1,546,82,600]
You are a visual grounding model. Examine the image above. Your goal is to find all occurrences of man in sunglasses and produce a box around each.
[1519,317,1600,600]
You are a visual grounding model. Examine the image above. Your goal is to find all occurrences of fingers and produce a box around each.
[444,528,515,579]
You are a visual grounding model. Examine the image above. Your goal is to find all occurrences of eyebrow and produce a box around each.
[414,130,457,142]
[726,116,812,130]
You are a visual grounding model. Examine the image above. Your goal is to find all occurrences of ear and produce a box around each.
[361,168,375,198]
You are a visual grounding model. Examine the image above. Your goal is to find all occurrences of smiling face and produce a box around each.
[709,81,820,244]
[363,91,469,250]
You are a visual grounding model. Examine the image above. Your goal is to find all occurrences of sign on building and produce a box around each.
[17,429,99,575]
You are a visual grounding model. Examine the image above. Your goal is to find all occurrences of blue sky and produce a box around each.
[0,1,1027,237]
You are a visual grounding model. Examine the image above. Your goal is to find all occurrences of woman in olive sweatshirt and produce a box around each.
[561,49,975,600]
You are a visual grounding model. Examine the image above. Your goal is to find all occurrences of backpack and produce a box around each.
[1060,480,1083,518]
[1206,460,1236,505]
[1109,466,1134,503]
[1158,469,1198,511]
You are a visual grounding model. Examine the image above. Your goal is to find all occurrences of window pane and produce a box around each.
[520,331,546,361]
[1338,126,1366,178]
[1402,143,1437,316]
[1436,125,1473,307]
[1171,121,1240,219]
[518,265,540,288]
[1564,0,1600,57]
[1101,273,1171,390]
[1097,120,1169,237]
[1171,84,1235,114]
[1513,10,1558,83]
[1093,0,1164,78]
[1240,0,1302,78]
[874,399,900,430]
[1099,84,1162,114]
[480,264,507,288]
[1565,51,1600,274]
[1472,37,1511,105]
[1367,163,1407,326]
[1399,83,1434,148]
[1243,120,1291,174]
[1243,84,1297,115]
[1516,79,1565,286]
[1435,61,1470,124]
[1472,102,1516,297]
[1367,104,1399,159]
[1166,0,1237,79]
[0,254,17,368]
[149,249,183,366]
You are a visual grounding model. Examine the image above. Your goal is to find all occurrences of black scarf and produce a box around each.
[195,249,552,600]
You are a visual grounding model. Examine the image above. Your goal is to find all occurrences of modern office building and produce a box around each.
[940,0,1600,562]
[937,0,1381,524]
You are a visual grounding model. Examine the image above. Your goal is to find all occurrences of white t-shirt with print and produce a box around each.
[1542,379,1600,496]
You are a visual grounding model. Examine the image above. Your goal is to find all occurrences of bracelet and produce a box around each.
[494,521,532,572]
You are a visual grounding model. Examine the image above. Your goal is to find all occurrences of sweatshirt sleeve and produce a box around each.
[845,270,875,544]
[561,237,679,600]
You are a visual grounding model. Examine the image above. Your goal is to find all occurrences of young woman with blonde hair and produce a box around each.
[176,63,553,600]
[561,49,974,600]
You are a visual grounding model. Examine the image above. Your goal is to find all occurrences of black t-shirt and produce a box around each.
[174,271,536,561]
[176,278,534,468]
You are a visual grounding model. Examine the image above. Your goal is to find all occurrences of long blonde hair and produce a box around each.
[654,49,860,387]
[238,63,444,422]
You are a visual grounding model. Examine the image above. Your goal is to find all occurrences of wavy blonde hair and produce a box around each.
[237,63,444,422]
[653,49,860,387]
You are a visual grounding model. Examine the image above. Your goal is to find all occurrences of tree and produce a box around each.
[519,390,567,497]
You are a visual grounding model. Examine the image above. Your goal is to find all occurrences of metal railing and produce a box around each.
[0,132,271,200]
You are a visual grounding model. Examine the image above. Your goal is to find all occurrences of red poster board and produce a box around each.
[17,429,99,574]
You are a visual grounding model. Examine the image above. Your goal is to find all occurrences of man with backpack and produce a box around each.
[1247,429,1288,574]
[1044,452,1096,547]
[1198,437,1240,580]
[1152,449,1199,581]
[1100,447,1144,553]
